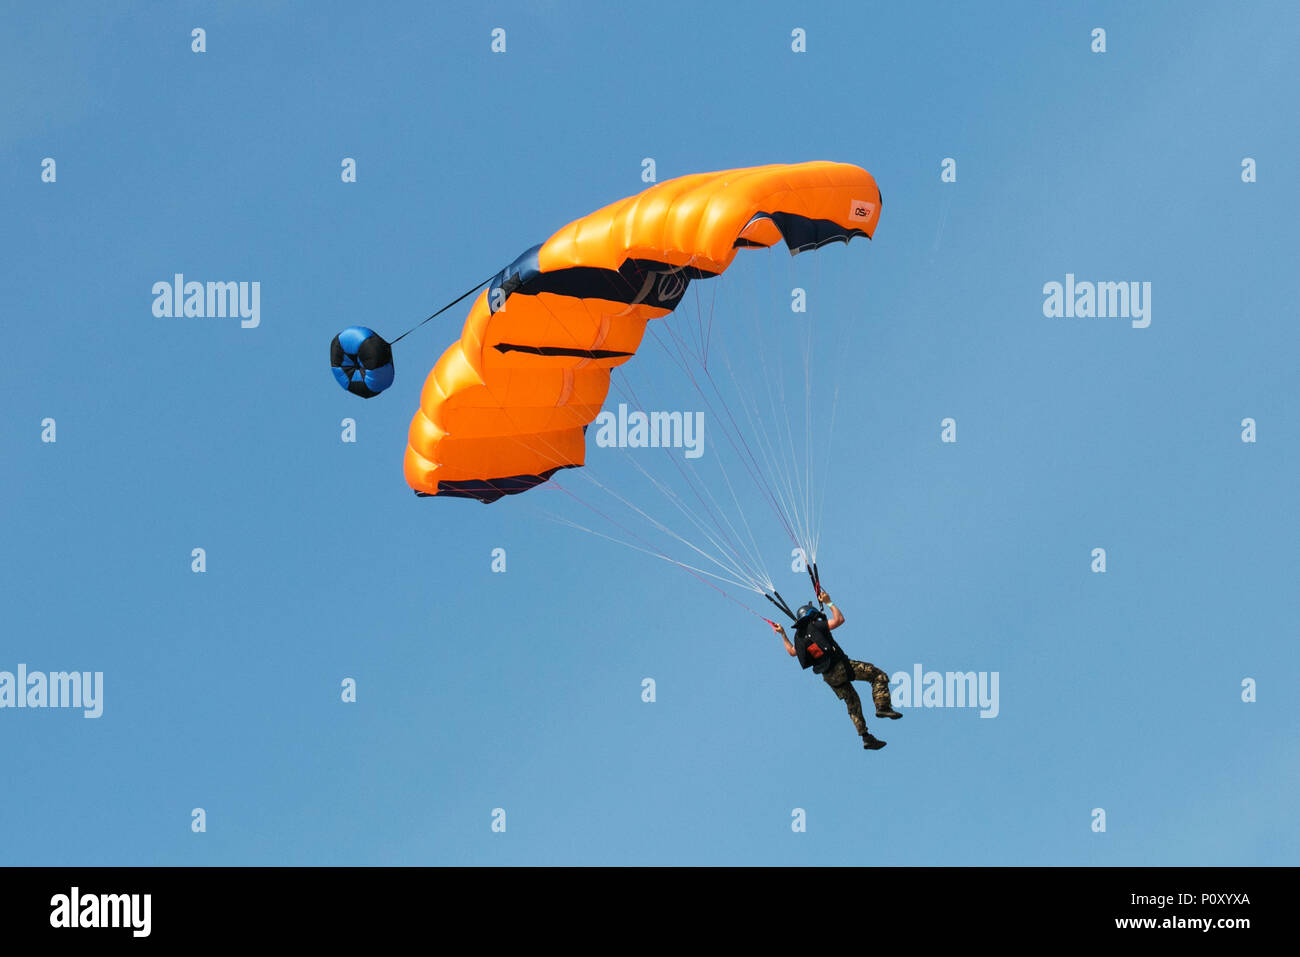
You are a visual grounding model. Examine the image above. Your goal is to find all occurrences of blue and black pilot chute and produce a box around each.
[331,326,394,398]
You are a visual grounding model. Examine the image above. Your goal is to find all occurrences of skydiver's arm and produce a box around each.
[821,591,845,630]
[770,620,797,656]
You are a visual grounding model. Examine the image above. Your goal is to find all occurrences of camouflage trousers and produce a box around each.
[823,659,893,738]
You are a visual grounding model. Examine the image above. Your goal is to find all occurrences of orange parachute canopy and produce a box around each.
[404,161,881,502]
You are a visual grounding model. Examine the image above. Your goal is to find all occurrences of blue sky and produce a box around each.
[2,1,1296,865]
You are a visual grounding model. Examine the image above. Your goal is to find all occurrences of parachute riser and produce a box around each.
[765,590,798,623]
[807,562,823,609]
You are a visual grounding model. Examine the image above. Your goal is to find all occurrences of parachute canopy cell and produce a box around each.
[405,161,881,502]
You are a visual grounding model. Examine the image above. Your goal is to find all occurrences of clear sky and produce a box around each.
[2,1,1296,865]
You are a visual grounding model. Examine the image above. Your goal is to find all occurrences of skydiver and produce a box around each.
[770,590,902,750]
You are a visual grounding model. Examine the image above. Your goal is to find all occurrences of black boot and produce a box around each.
[875,704,902,719]
[862,733,887,750]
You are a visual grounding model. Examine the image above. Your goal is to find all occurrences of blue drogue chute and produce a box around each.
[330,326,394,398]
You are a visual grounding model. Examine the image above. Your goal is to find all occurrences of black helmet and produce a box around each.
[795,603,821,623]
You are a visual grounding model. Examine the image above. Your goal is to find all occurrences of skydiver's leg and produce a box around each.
[824,661,869,738]
[849,660,902,719]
